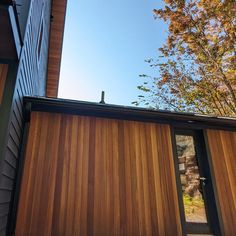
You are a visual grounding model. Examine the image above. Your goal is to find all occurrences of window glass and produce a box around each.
[175,135,207,223]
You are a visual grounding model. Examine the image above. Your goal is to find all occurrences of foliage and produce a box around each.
[183,194,206,221]
[133,0,236,117]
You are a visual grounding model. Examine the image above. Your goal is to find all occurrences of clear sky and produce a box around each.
[58,0,167,106]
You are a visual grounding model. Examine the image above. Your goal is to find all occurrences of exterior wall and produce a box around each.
[0,0,52,234]
[15,111,182,236]
[15,0,31,39]
[207,129,236,235]
[0,64,8,104]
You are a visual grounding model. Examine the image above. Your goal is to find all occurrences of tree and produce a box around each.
[134,0,236,117]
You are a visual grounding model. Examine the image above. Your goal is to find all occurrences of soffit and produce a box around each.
[46,0,67,97]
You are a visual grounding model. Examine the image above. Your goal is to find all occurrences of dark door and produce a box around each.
[173,129,220,235]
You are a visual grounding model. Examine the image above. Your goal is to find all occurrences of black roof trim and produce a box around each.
[23,96,236,130]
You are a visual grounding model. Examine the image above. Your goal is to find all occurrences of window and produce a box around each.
[174,130,220,235]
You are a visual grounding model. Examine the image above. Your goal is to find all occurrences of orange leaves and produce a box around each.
[136,0,236,116]
[164,0,173,4]
[162,74,170,83]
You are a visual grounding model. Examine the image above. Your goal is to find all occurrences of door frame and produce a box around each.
[171,128,221,235]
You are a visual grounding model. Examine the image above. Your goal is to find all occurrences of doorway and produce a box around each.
[173,129,220,235]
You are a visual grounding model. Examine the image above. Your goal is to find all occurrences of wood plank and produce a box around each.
[0,215,8,233]
[46,0,68,97]
[0,171,13,190]
[16,112,182,235]
[0,64,8,105]
[0,204,9,218]
[207,129,236,235]
[0,1,55,235]
[0,190,11,203]
[0,8,18,61]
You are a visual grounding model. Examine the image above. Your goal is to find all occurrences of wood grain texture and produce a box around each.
[0,0,52,234]
[0,64,8,104]
[207,129,236,235]
[0,7,17,61]
[15,112,182,236]
[46,0,67,97]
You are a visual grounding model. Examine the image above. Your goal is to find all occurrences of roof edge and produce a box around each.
[23,96,236,130]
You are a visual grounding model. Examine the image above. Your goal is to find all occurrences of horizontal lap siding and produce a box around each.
[16,112,182,236]
[0,0,52,234]
[207,130,236,235]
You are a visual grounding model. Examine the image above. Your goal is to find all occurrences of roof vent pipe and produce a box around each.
[99,91,105,104]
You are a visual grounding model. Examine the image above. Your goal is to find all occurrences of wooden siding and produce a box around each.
[0,64,8,104]
[46,0,67,97]
[0,6,18,61]
[15,111,182,236]
[0,0,52,234]
[207,129,236,235]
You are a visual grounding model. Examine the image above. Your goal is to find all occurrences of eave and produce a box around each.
[23,96,236,131]
[46,0,68,97]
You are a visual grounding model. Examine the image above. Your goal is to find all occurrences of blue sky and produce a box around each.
[58,0,167,106]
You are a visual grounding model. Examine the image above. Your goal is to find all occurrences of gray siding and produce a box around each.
[15,0,32,39]
[0,0,52,234]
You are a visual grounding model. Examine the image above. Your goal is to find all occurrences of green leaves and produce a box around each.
[137,85,150,92]
[135,0,236,117]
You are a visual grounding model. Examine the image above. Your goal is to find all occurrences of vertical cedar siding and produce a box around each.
[15,111,182,236]
[0,64,8,104]
[0,0,52,234]
[207,130,236,235]
[46,0,68,98]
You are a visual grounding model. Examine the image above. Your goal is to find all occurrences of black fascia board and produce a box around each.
[23,96,236,131]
